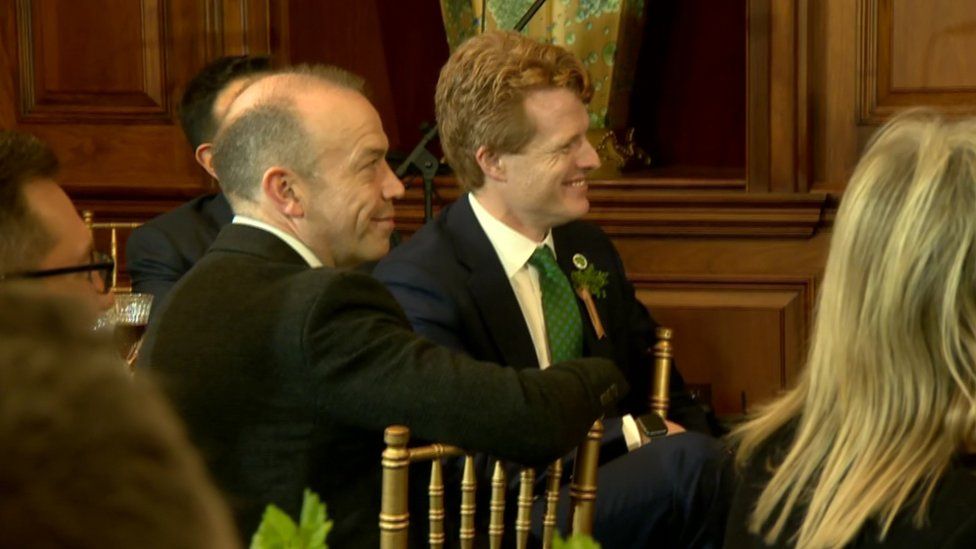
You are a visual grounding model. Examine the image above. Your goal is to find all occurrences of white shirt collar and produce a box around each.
[232,215,324,268]
[469,193,555,278]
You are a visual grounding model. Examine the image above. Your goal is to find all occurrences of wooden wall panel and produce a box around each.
[890,0,976,89]
[634,278,812,416]
[0,0,277,218]
[18,0,167,121]
[860,0,976,124]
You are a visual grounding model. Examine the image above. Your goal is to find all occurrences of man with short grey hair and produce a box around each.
[140,66,627,547]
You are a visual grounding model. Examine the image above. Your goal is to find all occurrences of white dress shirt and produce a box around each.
[232,215,323,268]
[469,193,644,450]
[469,193,556,369]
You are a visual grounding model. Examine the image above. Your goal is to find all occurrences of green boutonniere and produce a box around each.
[570,254,609,299]
[570,254,608,340]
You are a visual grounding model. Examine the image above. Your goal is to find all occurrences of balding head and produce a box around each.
[213,66,366,204]
[210,65,404,268]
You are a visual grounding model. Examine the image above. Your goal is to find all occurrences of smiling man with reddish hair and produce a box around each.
[375,31,728,548]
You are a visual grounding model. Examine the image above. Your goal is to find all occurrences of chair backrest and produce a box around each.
[649,326,674,419]
[82,210,141,293]
[379,420,604,549]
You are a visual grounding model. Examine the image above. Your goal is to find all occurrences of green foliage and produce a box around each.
[250,489,333,549]
[571,265,609,299]
[553,532,602,549]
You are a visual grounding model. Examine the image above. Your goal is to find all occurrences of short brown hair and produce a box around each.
[0,289,239,548]
[435,31,592,191]
[0,131,58,274]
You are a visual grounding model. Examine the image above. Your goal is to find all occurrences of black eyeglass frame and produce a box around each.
[0,252,115,294]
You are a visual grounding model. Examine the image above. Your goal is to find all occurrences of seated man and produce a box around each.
[0,288,240,549]
[126,55,270,305]
[374,31,727,548]
[139,65,627,547]
[0,130,114,315]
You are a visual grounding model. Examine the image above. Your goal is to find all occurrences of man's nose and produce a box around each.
[579,138,601,171]
[382,164,406,200]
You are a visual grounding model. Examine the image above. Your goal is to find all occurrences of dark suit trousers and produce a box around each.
[531,423,727,549]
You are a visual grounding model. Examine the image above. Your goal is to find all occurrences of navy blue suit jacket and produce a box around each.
[126,192,232,306]
[374,195,707,431]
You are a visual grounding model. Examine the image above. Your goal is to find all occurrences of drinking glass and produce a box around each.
[96,293,153,370]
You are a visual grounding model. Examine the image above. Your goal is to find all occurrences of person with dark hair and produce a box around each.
[126,55,271,305]
[0,288,240,549]
[373,31,727,548]
[140,65,627,547]
[0,130,114,314]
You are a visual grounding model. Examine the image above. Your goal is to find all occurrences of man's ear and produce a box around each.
[195,143,218,179]
[475,145,506,182]
[261,167,305,218]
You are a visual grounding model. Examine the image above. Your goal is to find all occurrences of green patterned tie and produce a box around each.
[528,246,583,364]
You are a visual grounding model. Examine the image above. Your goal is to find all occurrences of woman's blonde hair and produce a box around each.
[732,111,976,548]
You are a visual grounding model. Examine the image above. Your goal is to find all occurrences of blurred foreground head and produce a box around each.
[0,288,239,549]
[735,112,976,547]
[734,110,976,547]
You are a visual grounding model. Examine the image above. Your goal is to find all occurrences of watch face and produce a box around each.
[637,413,668,438]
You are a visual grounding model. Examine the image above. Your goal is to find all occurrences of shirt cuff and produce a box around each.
[621,413,642,452]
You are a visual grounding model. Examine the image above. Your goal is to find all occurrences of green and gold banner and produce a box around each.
[439,0,647,129]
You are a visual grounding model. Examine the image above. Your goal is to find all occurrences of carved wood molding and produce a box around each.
[394,182,829,238]
[67,178,830,239]
[15,0,169,123]
[857,0,976,124]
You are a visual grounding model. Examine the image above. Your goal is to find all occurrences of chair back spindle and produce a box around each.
[651,326,674,419]
[380,421,602,549]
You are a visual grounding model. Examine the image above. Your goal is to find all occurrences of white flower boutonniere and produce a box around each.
[570,253,608,339]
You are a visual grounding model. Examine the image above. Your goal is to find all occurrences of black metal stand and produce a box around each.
[394,0,548,223]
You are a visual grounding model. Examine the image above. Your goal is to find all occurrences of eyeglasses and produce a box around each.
[0,252,115,294]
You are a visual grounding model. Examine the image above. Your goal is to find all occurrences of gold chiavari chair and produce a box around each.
[379,327,675,548]
[82,210,142,293]
[380,420,604,549]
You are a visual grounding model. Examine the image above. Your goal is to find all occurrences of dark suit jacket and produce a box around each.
[126,192,232,306]
[373,196,707,431]
[139,224,625,547]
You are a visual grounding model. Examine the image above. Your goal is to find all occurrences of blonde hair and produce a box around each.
[732,111,976,548]
[435,30,592,192]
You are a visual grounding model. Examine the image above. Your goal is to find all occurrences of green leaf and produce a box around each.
[571,265,609,299]
[297,489,333,548]
[250,504,297,549]
[553,532,602,549]
[250,489,332,549]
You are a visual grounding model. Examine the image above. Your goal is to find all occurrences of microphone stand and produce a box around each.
[395,0,548,224]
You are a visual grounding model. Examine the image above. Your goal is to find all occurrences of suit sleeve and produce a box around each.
[303,272,628,467]
[126,224,185,308]
[372,257,468,352]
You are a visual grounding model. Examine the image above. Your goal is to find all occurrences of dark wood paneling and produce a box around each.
[859,0,976,124]
[17,0,167,122]
[628,0,747,180]
[283,0,448,154]
[0,0,275,214]
[635,276,813,415]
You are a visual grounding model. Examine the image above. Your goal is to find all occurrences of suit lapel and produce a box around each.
[553,227,614,360]
[446,198,540,369]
